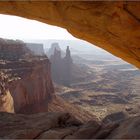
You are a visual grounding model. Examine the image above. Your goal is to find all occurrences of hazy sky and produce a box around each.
[0,14,77,40]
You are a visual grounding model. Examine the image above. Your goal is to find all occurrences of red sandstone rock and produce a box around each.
[0,38,54,114]
[0,72,14,113]
[0,89,14,113]
[9,59,54,114]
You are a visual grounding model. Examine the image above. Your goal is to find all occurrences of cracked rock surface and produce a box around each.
[0,112,140,139]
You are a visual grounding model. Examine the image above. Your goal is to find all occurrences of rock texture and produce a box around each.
[102,111,128,124]
[50,45,73,86]
[0,38,32,60]
[50,44,63,85]
[0,112,140,139]
[9,58,54,114]
[0,72,14,113]
[48,95,98,123]
[0,38,54,114]
[0,2,139,68]
[47,42,62,57]
[108,116,140,139]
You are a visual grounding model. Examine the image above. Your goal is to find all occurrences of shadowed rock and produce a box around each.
[0,112,82,139]
[0,112,140,139]
[102,111,128,124]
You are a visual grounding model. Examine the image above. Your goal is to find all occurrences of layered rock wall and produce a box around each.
[0,38,31,60]
[9,59,54,114]
[0,72,14,113]
[0,38,54,114]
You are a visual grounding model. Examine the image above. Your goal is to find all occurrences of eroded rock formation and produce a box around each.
[0,2,140,139]
[0,72,14,113]
[50,44,73,86]
[50,44,63,85]
[9,58,54,114]
[0,1,139,68]
[0,38,54,113]
[0,38,32,61]
[63,46,73,86]
[0,111,140,139]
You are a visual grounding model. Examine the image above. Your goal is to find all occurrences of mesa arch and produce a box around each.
[0,1,140,68]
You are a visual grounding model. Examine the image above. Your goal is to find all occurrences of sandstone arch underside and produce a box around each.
[0,1,140,68]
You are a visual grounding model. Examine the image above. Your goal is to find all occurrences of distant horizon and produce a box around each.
[0,14,127,62]
[23,38,103,51]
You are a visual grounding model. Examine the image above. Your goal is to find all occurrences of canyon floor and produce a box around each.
[56,57,140,120]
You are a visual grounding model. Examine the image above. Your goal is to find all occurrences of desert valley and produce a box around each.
[44,40,140,121]
[0,1,140,139]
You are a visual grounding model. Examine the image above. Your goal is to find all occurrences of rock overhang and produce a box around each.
[0,1,140,68]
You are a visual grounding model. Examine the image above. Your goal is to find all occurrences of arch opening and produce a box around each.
[0,14,140,122]
[0,2,140,138]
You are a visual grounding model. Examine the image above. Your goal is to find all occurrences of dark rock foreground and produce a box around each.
[0,112,140,139]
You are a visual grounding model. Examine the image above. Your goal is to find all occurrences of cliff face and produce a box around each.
[0,38,54,114]
[9,59,54,114]
[0,90,14,113]
[0,72,14,113]
[0,38,32,61]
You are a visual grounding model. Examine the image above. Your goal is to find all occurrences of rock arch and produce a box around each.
[0,1,140,68]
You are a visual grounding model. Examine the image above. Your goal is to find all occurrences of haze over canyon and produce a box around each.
[0,1,140,139]
[0,37,140,139]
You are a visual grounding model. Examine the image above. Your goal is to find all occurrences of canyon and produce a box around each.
[0,38,96,121]
[0,38,54,113]
[0,1,140,139]
[45,40,140,121]
[0,38,140,139]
